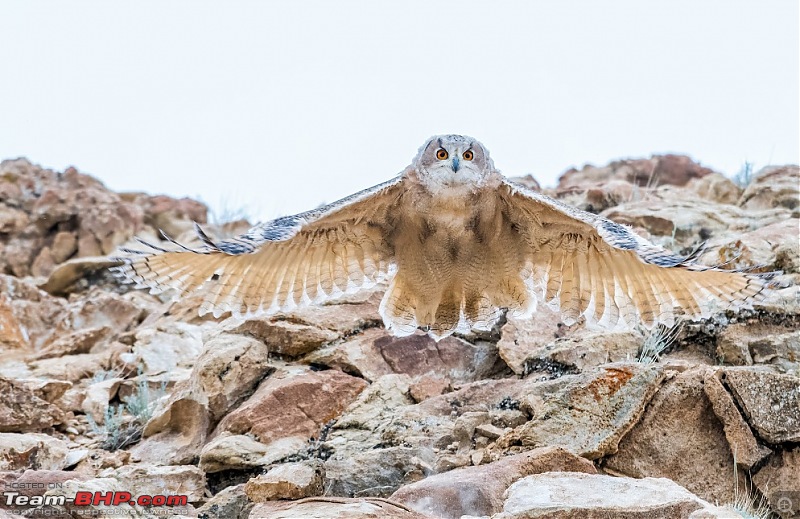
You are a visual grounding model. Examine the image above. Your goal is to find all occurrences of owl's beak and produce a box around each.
[451,158,460,172]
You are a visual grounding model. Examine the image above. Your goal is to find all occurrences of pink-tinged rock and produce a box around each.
[558,154,715,189]
[249,498,432,518]
[213,368,368,445]
[307,327,503,384]
[391,446,596,518]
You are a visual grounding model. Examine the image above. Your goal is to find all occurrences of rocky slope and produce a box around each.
[0,157,798,519]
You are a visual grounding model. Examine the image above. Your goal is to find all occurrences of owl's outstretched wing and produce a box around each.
[113,176,406,318]
[498,179,777,329]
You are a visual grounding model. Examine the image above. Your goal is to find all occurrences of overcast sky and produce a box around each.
[1,1,797,222]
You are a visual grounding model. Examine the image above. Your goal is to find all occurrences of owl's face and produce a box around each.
[413,135,495,192]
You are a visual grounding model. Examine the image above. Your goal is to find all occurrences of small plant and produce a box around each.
[87,371,167,451]
[733,161,756,188]
[638,321,683,364]
[719,461,776,519]
[86,404,142,451]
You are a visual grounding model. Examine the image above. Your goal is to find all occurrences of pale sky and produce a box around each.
[1,1,797,223]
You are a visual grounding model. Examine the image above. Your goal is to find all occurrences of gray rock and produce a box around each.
[724,368,800,443]
[703,369,771,470]
[497,473,709,519]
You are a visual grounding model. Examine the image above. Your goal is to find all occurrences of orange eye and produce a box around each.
[463,150,474,161]
[435,148,449,160]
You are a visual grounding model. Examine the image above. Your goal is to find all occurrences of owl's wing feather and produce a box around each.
[499,179,777,329]
[113,176,406,318]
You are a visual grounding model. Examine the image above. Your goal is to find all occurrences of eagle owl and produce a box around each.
[115,135,774,340]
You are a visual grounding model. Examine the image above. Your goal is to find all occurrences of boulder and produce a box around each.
[490,363,664,460]
[604,368,744,503]
[0,433,69,471]
[244,460,324,502]
[739,165,799,211]
[248,498,431,518]
[498,473,709,518]
[723,368,800,444]
[391,446,596,518]
[0,377,66,432]
[213,367,368,445]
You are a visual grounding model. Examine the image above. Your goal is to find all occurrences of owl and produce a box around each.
[114,135,775,340]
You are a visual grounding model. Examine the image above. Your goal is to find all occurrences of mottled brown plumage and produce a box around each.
[114,135,776,340]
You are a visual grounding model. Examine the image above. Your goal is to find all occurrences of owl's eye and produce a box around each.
[462,150,474,161]
[435,148,449,160]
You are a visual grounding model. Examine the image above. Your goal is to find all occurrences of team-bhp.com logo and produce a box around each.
[5,492,188,507]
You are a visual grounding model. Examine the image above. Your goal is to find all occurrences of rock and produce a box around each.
[408,376,451,403]
[213,367,368,445]
[739,165,800,211]
[99,464,206,503]
[503,325,642,375]
[134,333,274,465]
[497,473,708,518]
[604,368,743,503]
[0,159,145,278]
[248,498,431,518]
[121,192,208,238]
[0,377,66,432]
[324,446,431,498]
[702,370,772,469]
[199,434,305,473]
[38,257,122,296]
[558,154,715,189]
[753,448,800,518]
[688,173,742,205]
[81,378,122,425]
[122,322,205,374]
[307,329,505,385]
[723,368,800,443]
[716,322,799,373]
[391,446,596,518]
[554,179,635,214]
[197,483,252,519]
[0,275,67,351]
[698,218,800,274]
[34,327,112,360]
[603,195,791,250]
[244,460,324,502]
[230,298,383,359]
[229,319,339,357]
[497,308,578,376]
[15,378,72,403]
[335,375,414,430]
[491,363,665,460]
[0,433,69,471]
[29,344,129,382]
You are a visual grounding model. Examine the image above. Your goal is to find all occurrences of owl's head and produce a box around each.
[412,135,496,192]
